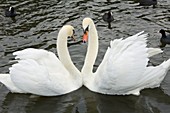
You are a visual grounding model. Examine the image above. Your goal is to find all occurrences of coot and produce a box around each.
[139,0,157,8]
[159,29,170,47]
[102,11,114,29]
[5,7,17,17]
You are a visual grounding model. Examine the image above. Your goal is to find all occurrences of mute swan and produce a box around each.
[0,25,82,96]
[159,29,170,47]
[81,17,170,95]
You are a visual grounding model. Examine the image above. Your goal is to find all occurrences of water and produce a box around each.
[0,0,170,112]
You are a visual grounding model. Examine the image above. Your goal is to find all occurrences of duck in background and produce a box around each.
[102,11,114,29]
[138,0,157,8]
[159,29,170,47]
[5,7,17,17]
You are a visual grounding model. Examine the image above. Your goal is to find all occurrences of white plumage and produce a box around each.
[0,25,82,96]
[82,18,170,95]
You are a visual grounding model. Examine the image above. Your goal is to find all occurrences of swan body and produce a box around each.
[81,18,170,95]
[0,25,82,96]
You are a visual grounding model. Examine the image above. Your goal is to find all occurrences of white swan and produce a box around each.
[0,25,82,96]
[81,17,170,95]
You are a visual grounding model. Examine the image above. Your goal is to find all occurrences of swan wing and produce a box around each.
[138,60,170,89]
[0,74,26,93]
[147,48,163,57]
[10,48,74,96]
[132,59,170,94]
[95,32,149,94]
[13,48,68,74]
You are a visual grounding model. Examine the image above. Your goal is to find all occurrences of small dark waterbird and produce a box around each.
[139,0,157,8]
[102,11,114,29]
[159,29,170,47]
[5,7,17,17]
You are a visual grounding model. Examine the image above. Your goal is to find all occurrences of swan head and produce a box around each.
[60,25,76,41]
[82,18,93,31]
[82,18,93,43]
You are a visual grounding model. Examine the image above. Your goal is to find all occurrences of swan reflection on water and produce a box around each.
[0,0,170,113]
[0,86,170,113]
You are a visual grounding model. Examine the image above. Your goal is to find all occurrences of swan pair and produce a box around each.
[0,18,170,96]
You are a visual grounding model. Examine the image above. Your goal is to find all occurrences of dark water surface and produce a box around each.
[0,0,170,113]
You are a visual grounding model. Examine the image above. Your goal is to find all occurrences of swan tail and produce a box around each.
[147,48,163,57]
[160,59,170,70]
[139,59,170,89]
[0,74,25,93]
[0,74,11,86]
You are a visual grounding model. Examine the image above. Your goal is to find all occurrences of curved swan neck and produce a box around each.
[57,30,80,76]
[82,20,99,74]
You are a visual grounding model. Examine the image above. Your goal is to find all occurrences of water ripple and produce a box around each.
[0,0,170,113]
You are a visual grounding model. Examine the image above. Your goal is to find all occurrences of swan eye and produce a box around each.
[73,29,75,35]
[84,26,89,33]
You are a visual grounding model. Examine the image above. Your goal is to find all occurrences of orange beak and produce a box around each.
[83,31,88,43]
